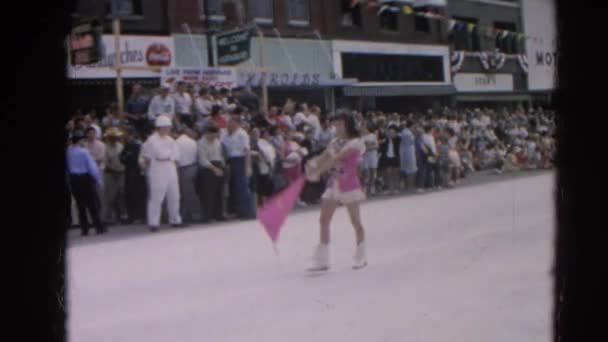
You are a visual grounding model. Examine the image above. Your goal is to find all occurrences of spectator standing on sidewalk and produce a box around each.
[120,127,147,224]
[197,125,226,223]
[67,130,106,236]
[222,115,256,220]
[399,120,418,192]
[125,83,151,137]
[147,84,176,125]
[174,82,194,128]
[140,115,183,232]
[176,127,201,224]
[379,125,401,195]
[102,127,127,225]
[360,123,379,196]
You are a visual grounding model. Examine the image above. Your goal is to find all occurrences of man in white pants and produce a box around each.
[140,115,183,232]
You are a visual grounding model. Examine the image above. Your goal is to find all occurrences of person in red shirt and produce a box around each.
[209,105,227,129]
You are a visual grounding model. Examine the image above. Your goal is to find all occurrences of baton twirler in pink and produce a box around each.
[257,176,307,251]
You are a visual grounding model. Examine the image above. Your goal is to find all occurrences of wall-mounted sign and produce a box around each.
[68,18,103,65]
[454,73,514,92]
[522,0,557,90]
[237,70,357,88]
[215,27,253,66]
[161,67,238,89]
[67,35,174,79]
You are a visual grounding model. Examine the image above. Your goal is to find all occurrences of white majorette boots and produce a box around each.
[308,244,330,272]
[353,241,368,270]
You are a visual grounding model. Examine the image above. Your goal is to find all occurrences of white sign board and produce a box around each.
[67,35,174,79]
[161,68,238,89]
[454,73,514,92]
[522,0,557,90]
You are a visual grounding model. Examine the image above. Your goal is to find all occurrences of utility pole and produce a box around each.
[203,0,215,67]
[113,16,124,116]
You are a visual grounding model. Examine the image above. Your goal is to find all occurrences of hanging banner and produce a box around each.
[522,0,557,90]
[161,67,238,89]
[67,35,174,79]
[215,27,254,66]
[451,50,465,73]
[518,54,529,74]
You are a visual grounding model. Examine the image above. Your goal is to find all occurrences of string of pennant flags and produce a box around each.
[348,0,555,46]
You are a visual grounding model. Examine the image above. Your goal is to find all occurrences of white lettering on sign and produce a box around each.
[523,0,557,90]
[68,35,175,79]
[239,71,324,87]
[454,73,513,93]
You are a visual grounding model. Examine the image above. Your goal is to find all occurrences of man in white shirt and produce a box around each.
[176,128,200,223]
[147,84,176,123]
[140,115,182,231]
[306,105,322,139]
[174,82,194,128]
[103,127,127,225]
[222,115,256,220]
[194,87,214,119]
[218,88,237,112]
[421,125,439,190]
[293,103,309,128]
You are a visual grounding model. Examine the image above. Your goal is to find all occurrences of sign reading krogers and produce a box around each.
[522,0,557,91]
[68,35,174,79]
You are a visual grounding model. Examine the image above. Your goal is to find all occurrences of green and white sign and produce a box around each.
[215,27,253,66]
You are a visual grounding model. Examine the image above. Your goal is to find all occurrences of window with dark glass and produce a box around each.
[105,0,143,17]
[341,53,445,82]
[450,16,479,51]
[200,0,225,20]
[341,0,362,27]
[249,0,273,23]
[287,0,310,25]
[494,21,517,53]
[379,7,399,31]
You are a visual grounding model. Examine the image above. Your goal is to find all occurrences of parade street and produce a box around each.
[68,172,553,342]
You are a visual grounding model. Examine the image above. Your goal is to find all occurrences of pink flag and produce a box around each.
[258,176,307,249]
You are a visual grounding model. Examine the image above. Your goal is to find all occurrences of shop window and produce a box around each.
[494,21,517,53]
[199,0,226,21]
[248,0,274,24]
[287,0,311,26]
[451,16,479,51]
[341,0,362,27]
[379,7,399,31]
[105,0,143,18]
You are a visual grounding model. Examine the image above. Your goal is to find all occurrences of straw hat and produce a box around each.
[104,127,124,138]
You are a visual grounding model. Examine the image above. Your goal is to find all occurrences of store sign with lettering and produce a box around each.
[522,0,556,90]
[68,35,174,79]
[238,71,357,87]
[454,73,514,92]
[161,67,238,89]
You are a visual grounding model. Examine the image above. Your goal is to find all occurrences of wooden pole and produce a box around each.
[256,26,268,113]
[113,17,125,117]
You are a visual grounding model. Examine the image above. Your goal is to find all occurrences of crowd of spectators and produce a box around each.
[65,82,556,233]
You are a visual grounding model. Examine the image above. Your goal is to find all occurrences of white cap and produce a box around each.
[155,115,172,128]
[160,83,171,90]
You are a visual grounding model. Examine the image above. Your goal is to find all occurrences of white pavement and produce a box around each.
[68,173,554,342]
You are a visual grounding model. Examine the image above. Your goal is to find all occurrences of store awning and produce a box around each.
[343,84,457,97]
[454,93,532,102]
